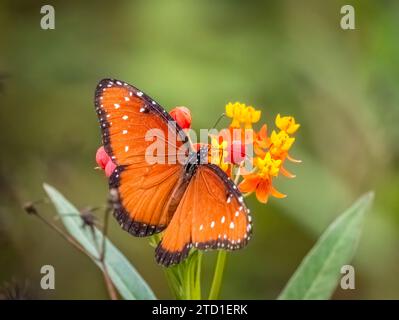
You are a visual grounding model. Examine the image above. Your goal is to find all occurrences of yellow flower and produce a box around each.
[256,152,281,178]
[225,102,261,129]
[269,130,295,157]
[210,137,229,172]
[275,114,300,134]
[239,152,285,203]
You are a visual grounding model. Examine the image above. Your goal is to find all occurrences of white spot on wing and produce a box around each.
[199,224,203,231]
[136,91,143,97]
[210,221,215,228]
[229,222,235,229]
[114,103,120,109]
[125,146,129,152]
[122,115,128,120]
[221,216,225,223]
[122,130,128,134]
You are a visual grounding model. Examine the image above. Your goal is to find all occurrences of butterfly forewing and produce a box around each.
[95,79,189,236]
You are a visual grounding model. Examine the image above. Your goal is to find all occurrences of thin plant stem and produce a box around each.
[97,204,118,300]
[100,266,118,300]
[234,161,245,185]
[33,213,97,261]
[100,207,110,261]
[208,250,227,300]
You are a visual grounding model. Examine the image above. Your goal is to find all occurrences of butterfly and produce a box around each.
[94,78,252,267]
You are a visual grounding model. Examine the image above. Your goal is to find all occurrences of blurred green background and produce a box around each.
[1,0,399,299]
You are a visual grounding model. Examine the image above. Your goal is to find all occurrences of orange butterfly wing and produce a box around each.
[156,164,252,266]
[95,79,190,236]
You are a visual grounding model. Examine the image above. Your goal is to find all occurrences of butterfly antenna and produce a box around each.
[210,113,226,130]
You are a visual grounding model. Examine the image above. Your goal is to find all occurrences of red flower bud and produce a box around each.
[170,106,192,129]
[96,146,116,177]
[227,140,246,165]
[96,146,110,169]
[105,160,117,177]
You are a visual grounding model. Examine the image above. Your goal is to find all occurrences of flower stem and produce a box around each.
[208,250,227,300]
[184,260,192,300]
[191,251,202,299]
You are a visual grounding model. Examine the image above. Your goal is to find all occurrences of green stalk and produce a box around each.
[164,267,182,299]
[208,250,227,300]
[191,251,202,299]
[184,261,192,300]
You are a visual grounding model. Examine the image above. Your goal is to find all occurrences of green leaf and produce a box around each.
[43,183,156,300]
[278,192,374,300]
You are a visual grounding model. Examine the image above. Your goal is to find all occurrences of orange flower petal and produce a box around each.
[255,179,270,203]
[280,166,296,178]
[271,186,286,199]
[287,153,302,163]
[258,124,267,139]
[254,145,266,158]
[238,174,259,193]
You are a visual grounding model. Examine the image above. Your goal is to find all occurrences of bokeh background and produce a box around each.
[1,0,399,299]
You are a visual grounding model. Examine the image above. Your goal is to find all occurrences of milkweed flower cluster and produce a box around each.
[214,103,301,204]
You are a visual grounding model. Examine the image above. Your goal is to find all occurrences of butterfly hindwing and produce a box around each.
[95,79,189,236]
[156,164,252,266]
[191,165,252,250]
